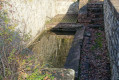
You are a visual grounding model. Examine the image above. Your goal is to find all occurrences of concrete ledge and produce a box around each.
[65,27,85,78]
[51,23,82,32]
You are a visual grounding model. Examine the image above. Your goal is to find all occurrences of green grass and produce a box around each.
[96,32,102,36]
[91,34,103,50]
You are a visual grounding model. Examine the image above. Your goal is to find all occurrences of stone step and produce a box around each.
[87,3,103,8]
[89,21,104,24]
[87,5,103,8]
[87,11,103,14]
[87,18,103,21]
[78,19,91,23]
[78,18,103,24]
[88,3,103,5]
[88,13,103,15]
[89,21,104,25]
[88,24,103,28]
[87,9,103,13]
[89,17,103,19]
[91,20,104,23]
[87,13,103,18]
[89,18,103,21]
[87,7,103,10]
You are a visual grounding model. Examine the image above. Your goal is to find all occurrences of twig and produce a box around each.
[1,58,6,78]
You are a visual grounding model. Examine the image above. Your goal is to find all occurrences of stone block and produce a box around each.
[40,68,75,80]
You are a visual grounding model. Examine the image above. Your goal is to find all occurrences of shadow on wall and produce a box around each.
[50,1,79,35]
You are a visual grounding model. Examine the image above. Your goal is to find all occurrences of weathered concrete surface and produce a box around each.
[104,0,119,80]
[65,27,85,78]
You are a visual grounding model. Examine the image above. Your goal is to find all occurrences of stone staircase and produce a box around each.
[78,3,104,27]
[79,2,111,80]
[43,1,109,80]
[87,3,104,28]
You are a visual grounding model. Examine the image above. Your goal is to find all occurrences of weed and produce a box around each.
[91,36,103,50]
[94,37,103,48]
[0,3,32,79]
[26,69,54,80]
[91,45,96,50]
[96,32,102,36]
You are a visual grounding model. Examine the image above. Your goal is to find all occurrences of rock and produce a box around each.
[85,32,91,37]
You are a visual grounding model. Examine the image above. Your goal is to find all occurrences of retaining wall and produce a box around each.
[104,0,119,79]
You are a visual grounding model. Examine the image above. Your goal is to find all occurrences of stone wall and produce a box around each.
[2,0,78,45]
[104,0,119,80]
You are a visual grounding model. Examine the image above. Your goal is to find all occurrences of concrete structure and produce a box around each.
[2,0,78,45]
[1,0,119,79]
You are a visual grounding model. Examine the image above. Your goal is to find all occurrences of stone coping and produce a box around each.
[65,27,85,78]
